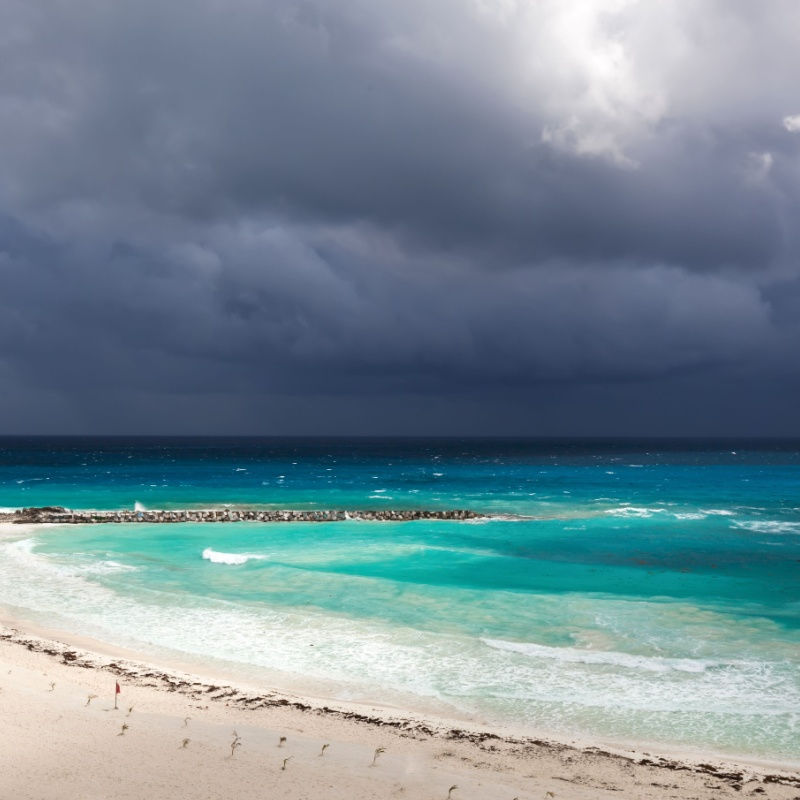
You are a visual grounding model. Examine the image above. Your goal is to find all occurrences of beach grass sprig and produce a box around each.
[118,723,129,736]
[278,736,287,747]
[371,747,386,766]
[319,743,330,757]
[85,693,97,706]
[447,786,458,799]
[181,738,190,749]
[281,756,293,771]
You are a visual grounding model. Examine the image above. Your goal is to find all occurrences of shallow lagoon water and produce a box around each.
[1,438,799,760]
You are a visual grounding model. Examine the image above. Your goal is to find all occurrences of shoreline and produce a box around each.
[4,609,799,776]
[2,524,799,799]
[1,620,799,799]
[2,522,799,776]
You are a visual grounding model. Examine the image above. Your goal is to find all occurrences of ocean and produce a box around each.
[0,437,798,761]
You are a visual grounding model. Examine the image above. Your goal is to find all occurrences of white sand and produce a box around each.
[1,623,799,800]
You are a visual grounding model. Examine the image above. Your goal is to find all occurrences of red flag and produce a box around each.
[115,681,121,695]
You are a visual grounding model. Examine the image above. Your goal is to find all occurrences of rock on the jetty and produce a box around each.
[11,506,482,524]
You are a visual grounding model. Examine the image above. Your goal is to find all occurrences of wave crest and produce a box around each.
[732,520,800,535]
[605,506,666,518]
[201,547,266,565]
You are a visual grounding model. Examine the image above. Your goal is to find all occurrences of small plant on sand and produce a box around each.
[229,731,242,758]
[181,738,190,749]
[447,786,458,799]
[371,747,386,766]
[48,681,56,692]
[281,756,293,771]
[278,736,287,747]
[183,716,190,727]
[85,694,97,706]
[118,723,129,736]
[127,705,134,716]
[319,743,330,757]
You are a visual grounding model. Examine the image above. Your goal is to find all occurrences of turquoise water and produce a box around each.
[0,438,799,760]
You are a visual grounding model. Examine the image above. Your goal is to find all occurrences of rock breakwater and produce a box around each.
[6,506,480,524]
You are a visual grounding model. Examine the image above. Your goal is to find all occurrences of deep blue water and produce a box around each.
[0,437,798,761]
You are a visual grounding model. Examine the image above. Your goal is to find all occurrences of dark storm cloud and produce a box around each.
[1,0,800,433]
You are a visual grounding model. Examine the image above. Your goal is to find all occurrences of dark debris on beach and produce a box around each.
[2,626,799,795]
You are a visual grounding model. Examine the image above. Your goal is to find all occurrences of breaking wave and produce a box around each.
[201,547,267,565]
[605,506,667,518]
[732,520,800,535]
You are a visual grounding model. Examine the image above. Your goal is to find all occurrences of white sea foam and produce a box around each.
[673,512,707,521]
[3,540,136,577]
[201,547,267,565]
[134,501,147,512]
[1,534,798,757]
[701,509,735,516]
[605,506,666,518]
[81,559,138,575]
[731,520,800,535]
[464,513,529,523]
[482,638,726,674]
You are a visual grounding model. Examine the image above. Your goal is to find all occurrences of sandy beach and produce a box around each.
[1,620,798,800]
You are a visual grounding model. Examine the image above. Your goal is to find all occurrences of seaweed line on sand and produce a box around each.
[1,624,798,791]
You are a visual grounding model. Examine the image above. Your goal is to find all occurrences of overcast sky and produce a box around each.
[1,0,799,435]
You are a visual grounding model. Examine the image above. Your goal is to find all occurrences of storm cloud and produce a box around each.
[1,0,799,434]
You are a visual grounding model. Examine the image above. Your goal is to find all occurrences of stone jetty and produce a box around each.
[6,506,480,524]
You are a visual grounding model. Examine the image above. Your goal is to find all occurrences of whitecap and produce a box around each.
[731,520,800,535]
[605,506,666,518]
[201,548,267,565]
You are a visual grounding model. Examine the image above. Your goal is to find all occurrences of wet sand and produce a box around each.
[1,623,798,800]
